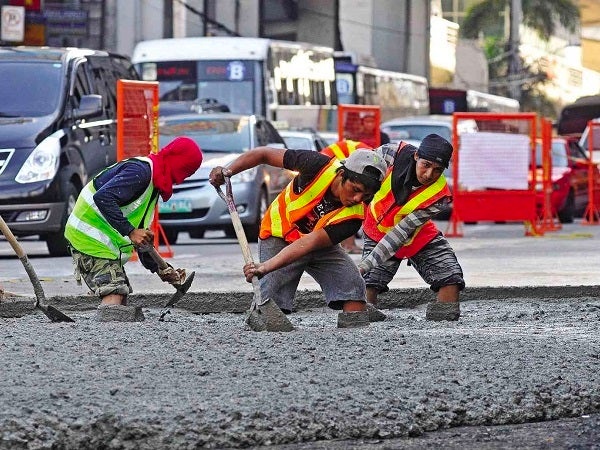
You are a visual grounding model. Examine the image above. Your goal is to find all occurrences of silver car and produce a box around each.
[157,113,292,242]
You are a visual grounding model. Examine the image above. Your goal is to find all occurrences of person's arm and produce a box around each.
[242,228,332,282]
[93,161,156,266]
[209,147,286,186]
[358,199,450,273]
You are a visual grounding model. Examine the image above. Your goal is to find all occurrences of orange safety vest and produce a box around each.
[260,159,364,243]
[363,156,451,259]
[320,140,372,159]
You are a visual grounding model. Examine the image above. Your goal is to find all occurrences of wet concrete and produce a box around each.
[1,297,599,449]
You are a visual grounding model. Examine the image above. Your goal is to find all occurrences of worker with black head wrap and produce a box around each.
[359,134,465,322]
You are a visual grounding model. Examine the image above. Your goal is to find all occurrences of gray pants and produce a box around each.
[362,233,465,294]
[258,236,366,313]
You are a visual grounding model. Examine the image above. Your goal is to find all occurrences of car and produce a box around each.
[279,129,330,151]
[578,118,600,162]
[156,113,293,242]
[319,131,340,146]
[534,136,600,223]
[0,46,140,256]
[380,114,478,146]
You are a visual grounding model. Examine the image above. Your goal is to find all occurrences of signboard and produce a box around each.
[459,132,530,190]
[1,5,25,42]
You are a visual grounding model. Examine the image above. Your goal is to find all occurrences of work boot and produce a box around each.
[366,303,386,322]
[337,311,369,328]
[425,301,460,321]
[96,304,145,322]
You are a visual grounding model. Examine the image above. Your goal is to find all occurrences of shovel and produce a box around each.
[215,177,294,332]
[0,216,74,323]
[143,246,195,320]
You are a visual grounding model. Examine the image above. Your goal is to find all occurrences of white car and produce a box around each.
[380,114,478,147]
[279,129,330,151]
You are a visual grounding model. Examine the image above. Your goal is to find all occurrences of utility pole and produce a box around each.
[508,0,522,102]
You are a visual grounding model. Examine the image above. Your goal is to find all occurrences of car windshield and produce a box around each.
[282,136,314,150]
[0,62,64,117]
[159,117,252,152]
[384,124,452,142]
[535,142,569,168]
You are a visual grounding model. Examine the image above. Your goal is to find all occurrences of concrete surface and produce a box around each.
[1,220,600,449]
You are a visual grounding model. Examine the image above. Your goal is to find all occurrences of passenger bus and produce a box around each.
[132,37,337,130]
[428,87,520,114]
[334,53,430,123]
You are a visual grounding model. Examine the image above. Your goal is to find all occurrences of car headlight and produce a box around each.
[231,166,257,183]
[15,131,63,184]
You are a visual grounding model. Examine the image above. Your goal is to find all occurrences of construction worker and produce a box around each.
[321,139,372,254]
[359,134,465,321]
[64,137,203,321]
[209,147,387,328]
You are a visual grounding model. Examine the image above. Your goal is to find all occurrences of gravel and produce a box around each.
[1,296,599,449]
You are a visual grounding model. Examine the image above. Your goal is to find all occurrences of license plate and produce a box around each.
[159,198,192,213]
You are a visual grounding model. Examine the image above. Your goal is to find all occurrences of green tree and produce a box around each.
[460,0,579,117]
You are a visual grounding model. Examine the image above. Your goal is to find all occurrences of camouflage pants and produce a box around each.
[71,249,132,299]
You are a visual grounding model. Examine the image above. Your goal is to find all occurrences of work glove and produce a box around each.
[158,265,186,285]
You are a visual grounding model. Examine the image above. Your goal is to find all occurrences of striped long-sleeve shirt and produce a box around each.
[358,144,451,272]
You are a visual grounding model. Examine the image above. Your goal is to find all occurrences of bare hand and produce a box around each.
[209,166,233,187]
[130,228,154,249]
[243,262,266,283]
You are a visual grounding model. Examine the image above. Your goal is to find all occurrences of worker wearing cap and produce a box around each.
[209,147,387,328]
[360,134,465,321]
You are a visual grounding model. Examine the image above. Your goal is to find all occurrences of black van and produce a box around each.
[0,47,139,256]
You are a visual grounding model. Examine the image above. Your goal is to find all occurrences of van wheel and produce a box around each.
[558,190,575,223]
[189,228,205,239]
[159,229,179,245]
[46,183,78,257]
[244,188,268,242]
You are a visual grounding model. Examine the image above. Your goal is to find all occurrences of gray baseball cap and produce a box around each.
[340,149,387,182]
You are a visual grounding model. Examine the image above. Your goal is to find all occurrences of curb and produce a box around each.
[1,285,598,318]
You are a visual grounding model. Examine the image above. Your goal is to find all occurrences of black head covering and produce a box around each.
[416,134,453,168]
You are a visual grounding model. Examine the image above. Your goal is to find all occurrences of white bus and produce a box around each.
[334,54,430,123]
[132,37,337,130]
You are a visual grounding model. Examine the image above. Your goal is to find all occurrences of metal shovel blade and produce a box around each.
[40,303,75,323]
[246,298,294,332]
[164,271,195,308]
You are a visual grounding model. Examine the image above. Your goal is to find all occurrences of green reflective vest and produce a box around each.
[64,157,158,261]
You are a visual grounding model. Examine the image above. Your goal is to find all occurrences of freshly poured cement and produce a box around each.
[1,297,599,449]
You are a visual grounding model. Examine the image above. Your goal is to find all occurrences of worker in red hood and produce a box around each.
[65,137,202,321]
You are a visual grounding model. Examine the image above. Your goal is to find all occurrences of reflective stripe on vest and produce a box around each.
[260,159,364,242]
[320,140,370,159]
[363,171,450,258]
[64,157,157,261]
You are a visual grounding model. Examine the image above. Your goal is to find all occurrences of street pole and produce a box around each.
[508,0,523,102]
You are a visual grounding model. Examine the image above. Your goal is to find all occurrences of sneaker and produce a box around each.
[425,302,460,321]
[366,303,386,322]
[337,311,370,328]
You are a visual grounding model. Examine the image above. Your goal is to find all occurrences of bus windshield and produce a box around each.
[139,59,259,115]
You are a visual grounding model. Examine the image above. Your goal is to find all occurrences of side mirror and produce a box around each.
[73,94,103,120]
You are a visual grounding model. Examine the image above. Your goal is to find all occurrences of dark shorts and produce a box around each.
[71,249,132,299]
[258,236,366,312]
[362,233,465,294]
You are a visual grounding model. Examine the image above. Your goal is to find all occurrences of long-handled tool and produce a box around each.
[0,216,74,323]
[215,177,294,332]
[143,247,195,320]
